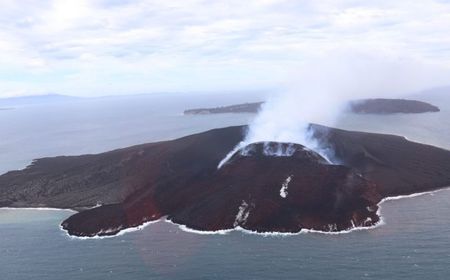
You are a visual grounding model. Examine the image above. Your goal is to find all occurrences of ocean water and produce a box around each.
[0,92,449,279]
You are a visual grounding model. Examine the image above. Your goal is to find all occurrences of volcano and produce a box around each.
[1,125,450,237]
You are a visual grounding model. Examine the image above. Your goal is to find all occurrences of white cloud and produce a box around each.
[0,0,450,97]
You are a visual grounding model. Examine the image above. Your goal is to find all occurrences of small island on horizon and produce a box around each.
[184,98,440,115]
[184,102,264,115]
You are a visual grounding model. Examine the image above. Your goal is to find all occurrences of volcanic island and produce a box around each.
[1,124,450,238]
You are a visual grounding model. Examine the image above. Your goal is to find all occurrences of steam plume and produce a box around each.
[218,52,450,168]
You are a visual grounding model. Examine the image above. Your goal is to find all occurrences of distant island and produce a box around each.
[184,102,264,115]
[184,99,439,115]
[1,125,450,237]
[0,94,78,107]
[349,98,440,114]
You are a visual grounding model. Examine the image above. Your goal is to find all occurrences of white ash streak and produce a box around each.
[233,200,251,227]
[280,175,293,198]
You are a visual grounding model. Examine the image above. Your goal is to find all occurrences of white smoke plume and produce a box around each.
[218,51,450,168]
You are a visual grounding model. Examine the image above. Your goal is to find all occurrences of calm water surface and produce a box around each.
[0,92,449,279]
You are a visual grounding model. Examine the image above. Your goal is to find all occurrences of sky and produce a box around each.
[1,0,450,97]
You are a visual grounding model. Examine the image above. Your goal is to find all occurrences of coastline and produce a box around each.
[2,187,447,240]
[59,218,161,240]
[53,187,448,239]
[379,188,447,202]
[0,207,77,212]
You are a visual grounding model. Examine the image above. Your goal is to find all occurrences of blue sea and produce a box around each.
[1,91,449,279]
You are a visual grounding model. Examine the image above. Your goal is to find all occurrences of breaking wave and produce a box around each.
[0,207,76,212]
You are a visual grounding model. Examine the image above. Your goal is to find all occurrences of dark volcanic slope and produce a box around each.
[0,127,243,209]
[60,142,381,236]
[311,125,450,197]
[1,125,450,237]
[349,98,440,114]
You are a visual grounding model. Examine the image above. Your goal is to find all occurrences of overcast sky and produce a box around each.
[1,0,450,97]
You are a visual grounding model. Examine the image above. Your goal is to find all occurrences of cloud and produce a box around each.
[0,0,450,97]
